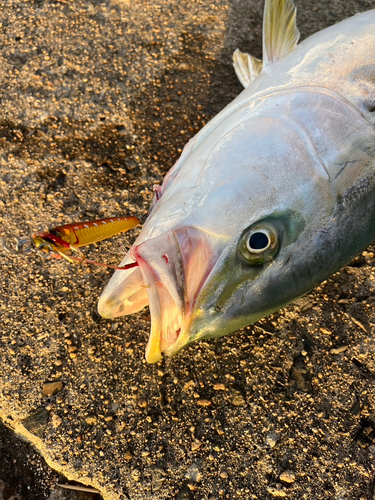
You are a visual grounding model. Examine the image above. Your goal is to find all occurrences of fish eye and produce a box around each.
[239,223,279,265]
[247,231,270,253]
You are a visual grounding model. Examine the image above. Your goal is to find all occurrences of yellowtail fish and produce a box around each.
[99,0,375,362]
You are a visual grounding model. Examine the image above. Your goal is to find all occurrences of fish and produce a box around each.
[98,0,375,363]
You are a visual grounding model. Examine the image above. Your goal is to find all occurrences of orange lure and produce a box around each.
[32,216,140,270]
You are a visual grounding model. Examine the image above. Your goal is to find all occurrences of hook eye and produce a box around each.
[36,242,54,258]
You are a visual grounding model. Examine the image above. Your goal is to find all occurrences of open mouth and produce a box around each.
[98,226,225,362]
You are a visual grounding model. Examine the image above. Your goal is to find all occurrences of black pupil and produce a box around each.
[249,232,269,250]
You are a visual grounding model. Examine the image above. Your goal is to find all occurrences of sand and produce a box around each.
[1,0,375,498]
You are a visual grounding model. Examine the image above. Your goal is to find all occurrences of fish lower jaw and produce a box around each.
[145,328,191,363]
[145,312,192,363]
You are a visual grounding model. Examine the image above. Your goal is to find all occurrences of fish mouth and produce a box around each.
[98,226,225,362]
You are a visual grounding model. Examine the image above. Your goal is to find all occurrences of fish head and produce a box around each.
[98,89,375,362]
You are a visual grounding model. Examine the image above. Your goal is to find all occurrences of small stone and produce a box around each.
[267,484,287,497]
[68,346,78,353]
[213,383,226,391]
[330,345,348,355]
[191,440,202,451]
[176,486,193,500]
[124,450,133,460]
[85,415,97,425]
[132,469,141,482]
[51,413,62,428]
[22,407,49,438]
[54,359,63,366]
[197,399,211,407]
[279,471,295,483]
[266,432,280,448]
[69,352,77,359]
[231,391,246,406]
[351,317,367,332]
[320,327,331,335]
[185,463,202,482]
[220,471,228,479]
[43,381,63,397]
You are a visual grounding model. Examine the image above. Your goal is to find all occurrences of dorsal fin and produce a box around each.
[233,49,263,88]
[233,0,299,88]
[263,0,300,67]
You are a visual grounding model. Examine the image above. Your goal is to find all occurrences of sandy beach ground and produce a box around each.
[1,0,375,498]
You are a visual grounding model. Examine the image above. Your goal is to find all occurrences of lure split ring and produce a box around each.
[1,235,32,255]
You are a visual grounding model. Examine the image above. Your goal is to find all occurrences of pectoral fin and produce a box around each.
[233,49,263,88]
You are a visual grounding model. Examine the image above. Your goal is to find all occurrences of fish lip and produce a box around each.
[134,227,226,362]
[134,239,185,363]
[97,265,149,318]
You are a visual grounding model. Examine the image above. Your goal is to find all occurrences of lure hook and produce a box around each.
[35,242,54,258]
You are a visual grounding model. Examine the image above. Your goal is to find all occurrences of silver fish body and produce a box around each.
[99,1,375,362]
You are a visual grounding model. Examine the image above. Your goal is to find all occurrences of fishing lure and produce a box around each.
[1,216,140,271]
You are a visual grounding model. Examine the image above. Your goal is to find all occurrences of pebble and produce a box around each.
[266,432,281,448]
[231,391,246,406]
[267,484,287,497]
[330,345,348,355]
[279,471,296,483]
[320,327,331,335]
[185,463,202,482]
[131,469,141,482]
[191,439,202,451]
[197,399,211,407]
[42,381,63,397]
[176,486,193,500]
[51,413,62,428]
[85,415,97,425]
[213,383,226,391]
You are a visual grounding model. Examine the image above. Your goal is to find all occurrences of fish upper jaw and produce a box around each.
[98,226,227,363]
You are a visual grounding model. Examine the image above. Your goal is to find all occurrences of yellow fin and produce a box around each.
[263,0,300,67]
[233,49,263,88]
